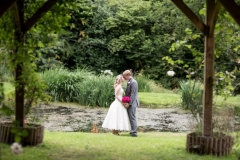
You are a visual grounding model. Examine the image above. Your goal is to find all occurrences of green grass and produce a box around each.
[214,95,240,106]
[139,92,181,108]
[138,92,240,109]
[1,131,237,160]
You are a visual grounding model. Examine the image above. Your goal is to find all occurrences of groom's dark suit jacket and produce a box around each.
[125,78,140,107]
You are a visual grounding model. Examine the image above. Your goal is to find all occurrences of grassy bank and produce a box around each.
[3,82,240,109]
[1,131,237,160]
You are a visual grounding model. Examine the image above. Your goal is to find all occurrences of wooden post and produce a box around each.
[11,0,60,128]
[13,0,25,128]
[202,0,215,137]
[15,64,25,127]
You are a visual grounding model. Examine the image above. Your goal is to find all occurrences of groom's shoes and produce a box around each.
[130,132,137,137]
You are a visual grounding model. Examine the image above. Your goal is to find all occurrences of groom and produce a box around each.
[122,70,140,137]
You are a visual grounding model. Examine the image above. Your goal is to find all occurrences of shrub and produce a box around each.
[158,77,180,89]
[135,75,151,92]
[41,67,115,107]
[135,75,172,93]
[179,80,203,123]
[75,75,114,107]
[0,64,13,82]
[41,68,85,102]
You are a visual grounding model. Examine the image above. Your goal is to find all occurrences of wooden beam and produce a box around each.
[219,0,240,27]
[171,0,206,35]
[24,0,59,32]
[12,1,25,33]
[0,0,18,17]
[202,0,215,137]
[209,0,221,37]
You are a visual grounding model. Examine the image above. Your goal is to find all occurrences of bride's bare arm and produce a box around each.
[115,85,123,103]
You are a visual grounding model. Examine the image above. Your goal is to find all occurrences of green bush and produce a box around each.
[0,64,13,82]
[135,75,172,93]
[41,68,85,102]
[135,75,152,92]
[158,77,181,89]
[179,80,203,122]
[75,75,114,107]
[41,68,115,107]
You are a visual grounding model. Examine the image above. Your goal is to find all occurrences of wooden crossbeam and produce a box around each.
[24,0,59,32]
[219,0,240,27]
[0,0,18,17]
[171,0,206,35]
[12,1,25,32]
[209,0,221,37]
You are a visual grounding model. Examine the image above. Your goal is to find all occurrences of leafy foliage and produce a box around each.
[179,80,203,123]
[41,68,115,107]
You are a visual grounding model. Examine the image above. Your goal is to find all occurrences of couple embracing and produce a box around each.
[102,70,140,137]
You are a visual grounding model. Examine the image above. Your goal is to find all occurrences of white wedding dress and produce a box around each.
[102,87,131,131]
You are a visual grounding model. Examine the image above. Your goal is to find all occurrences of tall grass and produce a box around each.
[179,80,203,122]
[136,75,174,93]
[42,68,174,107]
[135,75,152,92]
[41,68,115,107]
[75,75,114,107]
[41,68,85,102]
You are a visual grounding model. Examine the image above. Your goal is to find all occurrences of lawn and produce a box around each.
[214,95,240,107]
[1,131,237,160]
[138,92,240,109]
[138,92,181,108]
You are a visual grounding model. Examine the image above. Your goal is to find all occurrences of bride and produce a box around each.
[102,74,131,135]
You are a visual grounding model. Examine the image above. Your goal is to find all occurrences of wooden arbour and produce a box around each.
[172,0,240,137]
[0,0,59,128]
[0,0,239,150]
[0,0,60,146]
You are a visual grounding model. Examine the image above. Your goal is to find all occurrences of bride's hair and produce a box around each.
[114,74,123,88]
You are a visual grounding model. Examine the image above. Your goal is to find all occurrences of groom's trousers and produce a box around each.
[127,106,137,135]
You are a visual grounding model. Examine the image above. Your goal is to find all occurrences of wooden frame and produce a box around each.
[209,1,221,37]
[10,0,60,127]
[0,0,18,17]
[171,0,223,137]
[202,0,216,137]
[25,0,59,32]
[171,0,206,35]
[219,0,240,27]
